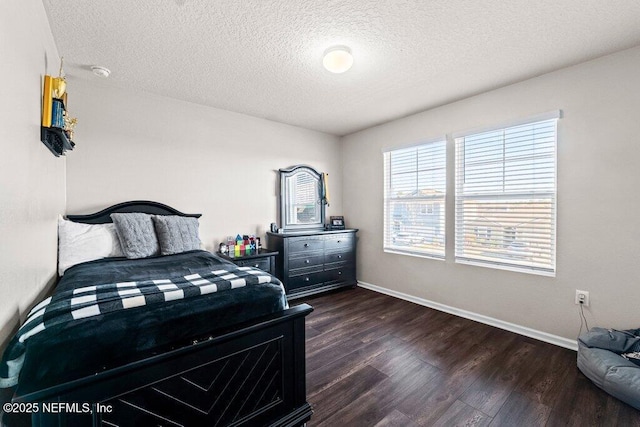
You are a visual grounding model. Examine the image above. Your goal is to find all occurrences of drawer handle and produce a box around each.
[305,259,310,264]
[338,271,342,275]
[337,255,342,259]
[304,243,309,247]
[305,277,310,282]
[337,240,341,243]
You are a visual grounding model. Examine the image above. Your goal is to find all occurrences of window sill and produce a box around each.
[383,248,445,261]
[455,258,555,277]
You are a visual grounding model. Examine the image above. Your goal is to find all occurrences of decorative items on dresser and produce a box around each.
[216,249,278,276]
[267,229,357,299]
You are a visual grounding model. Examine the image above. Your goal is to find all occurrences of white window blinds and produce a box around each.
[454,116,557,275]
[384,140,446,258]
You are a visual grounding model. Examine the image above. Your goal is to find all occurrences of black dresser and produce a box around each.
[267,229,358,299]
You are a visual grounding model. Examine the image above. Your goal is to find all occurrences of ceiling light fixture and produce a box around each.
[323,46,353,74]
[91,65,111,78]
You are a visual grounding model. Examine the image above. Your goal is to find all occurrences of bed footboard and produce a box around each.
[13,304,313,427]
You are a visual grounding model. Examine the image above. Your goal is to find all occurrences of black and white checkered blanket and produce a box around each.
[0,265,285,388]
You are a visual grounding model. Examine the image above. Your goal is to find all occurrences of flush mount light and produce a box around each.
[322,46,353,74]
[91,65,111,78]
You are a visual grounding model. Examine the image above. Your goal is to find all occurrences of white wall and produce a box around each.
[0,0,66,346]
[342,46,640,342]
[65,79,343,250]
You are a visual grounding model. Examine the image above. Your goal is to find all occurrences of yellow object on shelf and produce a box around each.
[323,173,330,206]
[42,75,53,127]
[51,77,66,99]
[52,57,66,99]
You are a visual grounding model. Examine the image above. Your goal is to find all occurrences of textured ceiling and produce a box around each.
[43,0,640,136]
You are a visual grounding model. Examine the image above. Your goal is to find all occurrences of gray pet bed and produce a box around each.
[577,327,640,410]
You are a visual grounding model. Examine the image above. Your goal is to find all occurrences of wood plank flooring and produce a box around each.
[295,287,640,426]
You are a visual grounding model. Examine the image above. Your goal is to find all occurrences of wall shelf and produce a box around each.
[41,71,77,157]
[41,126,74,157]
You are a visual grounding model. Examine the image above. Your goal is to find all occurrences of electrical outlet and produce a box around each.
[575,290,590,307]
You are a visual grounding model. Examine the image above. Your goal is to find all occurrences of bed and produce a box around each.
[1,201,313,426]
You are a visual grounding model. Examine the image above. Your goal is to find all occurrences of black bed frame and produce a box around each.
[12,201,313,427]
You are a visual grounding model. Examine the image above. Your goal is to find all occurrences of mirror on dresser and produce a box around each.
[279,165,326,232]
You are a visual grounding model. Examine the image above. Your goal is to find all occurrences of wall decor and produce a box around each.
[41,58,77,157]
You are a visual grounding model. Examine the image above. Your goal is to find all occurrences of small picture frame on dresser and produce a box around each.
[328,216,346,230]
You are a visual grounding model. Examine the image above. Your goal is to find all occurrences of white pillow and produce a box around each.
[58,216,124,275]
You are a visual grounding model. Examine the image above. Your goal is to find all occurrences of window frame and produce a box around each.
[453,112,559,276]
[383,138,447,260]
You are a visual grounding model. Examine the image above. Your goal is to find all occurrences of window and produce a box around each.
[454,114,557,275]
[383,140,446,258]
[418,204,434,215]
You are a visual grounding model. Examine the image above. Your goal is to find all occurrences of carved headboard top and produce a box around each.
[66,200,201,224]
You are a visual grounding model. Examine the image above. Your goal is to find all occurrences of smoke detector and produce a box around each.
[91,66,111,78]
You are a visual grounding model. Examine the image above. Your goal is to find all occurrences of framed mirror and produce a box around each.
[279,165,326,232]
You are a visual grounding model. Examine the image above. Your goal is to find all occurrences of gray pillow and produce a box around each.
[110,213,160,259]
[152,215,201,255]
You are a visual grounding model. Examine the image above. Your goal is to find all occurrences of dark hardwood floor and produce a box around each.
[295,287,640,426]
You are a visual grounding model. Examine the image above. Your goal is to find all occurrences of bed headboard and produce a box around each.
[66,201,202,224]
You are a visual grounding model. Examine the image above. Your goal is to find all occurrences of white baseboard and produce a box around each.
[357,281,578,351]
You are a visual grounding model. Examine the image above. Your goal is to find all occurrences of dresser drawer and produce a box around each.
[324,265,355,284]
[234,257,271,272]
[287,270,324,290]
[217,250,277,276]
[289,254,324,270]
[324,234,354,252]
[288,237,324,254]
[324,251,353,265]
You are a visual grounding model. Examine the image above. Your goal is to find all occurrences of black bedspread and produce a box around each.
[1,250,287,395]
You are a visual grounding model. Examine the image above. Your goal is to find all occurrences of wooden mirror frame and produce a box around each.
[279,165,325,232]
